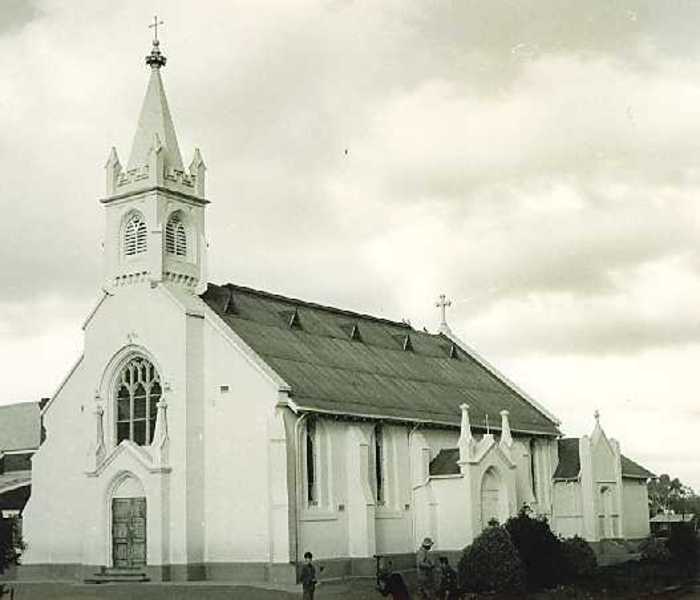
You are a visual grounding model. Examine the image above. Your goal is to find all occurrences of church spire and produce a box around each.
[127,31,184,172]
[101,24,209,296]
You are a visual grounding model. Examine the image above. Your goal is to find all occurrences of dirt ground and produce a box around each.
[3,578,700,600]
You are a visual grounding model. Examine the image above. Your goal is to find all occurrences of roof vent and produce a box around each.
[350,323,362,341]
[223,288,238,315]
[449,344,459,359]
[282,308,301,329]
[402,334,414,352]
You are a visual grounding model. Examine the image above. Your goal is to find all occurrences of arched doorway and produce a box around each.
[111,474,147,569]
[480,467,504,529]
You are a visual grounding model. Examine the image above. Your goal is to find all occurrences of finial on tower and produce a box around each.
[594,409,600,424]
[146,16,167,69]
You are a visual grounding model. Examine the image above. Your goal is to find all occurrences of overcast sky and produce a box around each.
[1,0,699,491]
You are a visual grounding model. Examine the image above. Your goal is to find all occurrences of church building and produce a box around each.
[19,38,653,583]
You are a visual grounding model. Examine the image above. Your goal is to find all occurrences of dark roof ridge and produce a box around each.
[212,281,412,330]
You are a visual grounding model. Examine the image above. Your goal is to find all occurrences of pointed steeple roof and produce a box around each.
[127,40,184,171]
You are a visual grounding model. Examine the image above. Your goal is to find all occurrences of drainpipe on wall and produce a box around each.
[292,412,310,568]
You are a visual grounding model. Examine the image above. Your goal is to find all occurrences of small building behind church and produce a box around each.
[18,39,654,583]
[0,402,42,519]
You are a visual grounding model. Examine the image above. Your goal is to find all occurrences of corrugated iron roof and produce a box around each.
[201,283,560,435]
[0,402,41,452]
[0,470,31,496]
[430,448,461,476]
[553,438,655,480]
[431,439,654,481]
[650,513,695,523]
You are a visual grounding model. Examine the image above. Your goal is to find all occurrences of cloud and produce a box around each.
[0,0,40,35]
[1,1,699,489]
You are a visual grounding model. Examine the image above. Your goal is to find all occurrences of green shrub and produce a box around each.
[666,524,698,574]
[0,516,24,574]
[458,524,526,594]
[561,535,597,580]
[505,505,564,590]
[639,535,671,564]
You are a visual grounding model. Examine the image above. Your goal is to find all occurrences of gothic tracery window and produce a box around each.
[165,212,187,257]
[124,213,147,257]
[116,357,161,446]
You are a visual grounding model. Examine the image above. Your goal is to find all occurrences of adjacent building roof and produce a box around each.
[552,438,655,480]
[429,448,461,476]
[431,439,655,480]
[0,402,41,452]
[650,513,695,523]
[0,471,31,496]
[201,283,560,435]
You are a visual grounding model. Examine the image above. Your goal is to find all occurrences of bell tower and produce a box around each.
[101,30,208,295]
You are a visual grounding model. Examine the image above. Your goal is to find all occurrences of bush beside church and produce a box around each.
[458,507,598,593]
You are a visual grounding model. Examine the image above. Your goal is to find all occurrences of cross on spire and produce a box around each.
[145,16,167,69]
[435,294,452,326]
[149,15,164,43]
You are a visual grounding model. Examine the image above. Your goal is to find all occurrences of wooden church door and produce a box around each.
[112,497,147,568]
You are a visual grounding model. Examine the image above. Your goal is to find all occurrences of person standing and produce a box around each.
[436,556,459,600]
[300,551,318,600]
[416,537,436,599]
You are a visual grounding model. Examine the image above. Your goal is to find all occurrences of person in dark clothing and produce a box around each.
[300,551,318,600]
[436,556,459,600]
[377,558,411,600]
[416,537,436,599]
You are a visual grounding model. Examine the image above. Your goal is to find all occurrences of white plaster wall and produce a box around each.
[622,479,650,539]
[23,283,189,567]
[297,419,349,560]
[591,439,616,483]
[201,314,287,563]
[431,477,470,550]
[551,481,584,538]
[374,425,412,554]
[22,357,91,564]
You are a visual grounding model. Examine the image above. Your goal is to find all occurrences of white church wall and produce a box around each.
[431,477,470,550]
[298,419,350,560]
[591,437,617,483]
[374,424,413,555]
[551,481,584,538]
[200,314,284,564]
[21,357,91,565]
[22,284,189,570]
[622,479,650,539]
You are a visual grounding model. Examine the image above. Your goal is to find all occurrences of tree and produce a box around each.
[0,516,24,574]
[505,506,563,590]
[648,474,685,514]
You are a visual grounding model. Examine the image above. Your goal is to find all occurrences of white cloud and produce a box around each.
[1,1,699,489]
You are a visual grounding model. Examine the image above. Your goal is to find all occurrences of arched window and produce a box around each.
[124,213,147,257]
[165,212,187,257]
[374,424,385,505]
[305,418,317,505]
[115,357,161,446]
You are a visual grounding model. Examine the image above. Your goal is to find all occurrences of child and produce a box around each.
[300,551,318,600]
[437,556,458,600]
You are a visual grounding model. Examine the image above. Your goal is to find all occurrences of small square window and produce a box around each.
[220,385,230,393]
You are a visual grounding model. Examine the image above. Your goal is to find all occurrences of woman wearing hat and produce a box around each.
[416,537,436,599]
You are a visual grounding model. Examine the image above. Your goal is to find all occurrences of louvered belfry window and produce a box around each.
[165,212,187,257]
[116,358,161,446]
[124,214,147,257]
